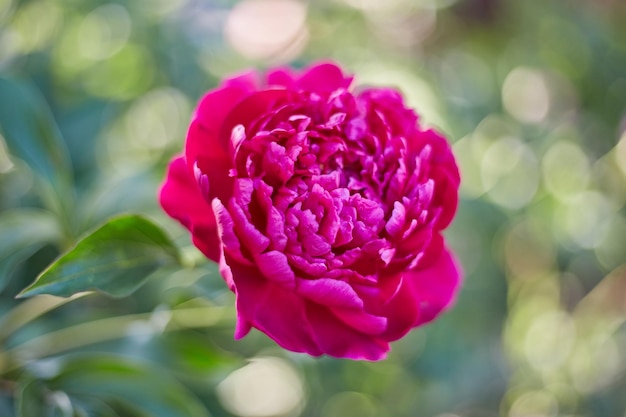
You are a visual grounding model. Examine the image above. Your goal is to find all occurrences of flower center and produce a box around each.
[226,89,439,283]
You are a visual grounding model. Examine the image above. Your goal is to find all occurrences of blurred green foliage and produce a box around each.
[1,0,626,416]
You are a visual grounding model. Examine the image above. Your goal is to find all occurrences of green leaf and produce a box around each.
[0,209,61,292]
[17,380,78,417]
[17,215,180,299]
[50,355,211,417]
[75,399,121,417]
[0,77,76,239]
[16,380,48,417]
[0,77,71,185]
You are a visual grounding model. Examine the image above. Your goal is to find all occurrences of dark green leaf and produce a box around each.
[74,399,121,417]
[0,77,71,186]
[0,209,60,292]
[16,380,49,417]
[50,355,210,417]
[17,215,180,299]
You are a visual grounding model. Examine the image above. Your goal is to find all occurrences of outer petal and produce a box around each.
[420,129,461,230]
[295,62,353,93]
[159,156,220,262]
[306,304,389,360]
[377,276,421,342]
[266,67,296,89]
[297,278,363,309]
[222,70,260,92]
[267,62,353,94]
[186,84,253,165]
[188,120,236,204]
[185,84,255,205]
[331,308,387,336]
[227,256,323,356]
[217,89,296,154]
[406,247,463,327]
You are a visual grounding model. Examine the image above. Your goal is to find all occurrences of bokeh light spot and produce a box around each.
[0,0,13,22]
[523,310,576,372]
[502,67,550,124]
[569,335,621,394]
[557,191,613,249]
[78,4,131,61]
[542,141,590,202]
[508,390,558,417]
[217,356,304,417]
[10,0,62,53]
[124,88,191,150]
[594,215,626,271]
[481,136,539,209]
[453,135,484,198]
[82,43,154,100]
[225,0,308,62]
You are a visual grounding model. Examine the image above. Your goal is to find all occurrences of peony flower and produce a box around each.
[160,62,462,360]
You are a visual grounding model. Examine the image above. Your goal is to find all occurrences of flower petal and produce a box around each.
[377,276,420,341]
[295,62,353,93]
[218,89,295,154]
[187,120,236,204]
[306,304,389,360]
[256,250,295,289]
[159,156,220,262]
[212,198,252,266]
[228,257,322,356]
[222,70,260,92]
[406,247,462,327]
[297,278,363,309]
[331,309,387,335]
[187,85,252,164]
[266,67,296,89]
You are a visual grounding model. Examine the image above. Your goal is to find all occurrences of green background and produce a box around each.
[1,0,626,416]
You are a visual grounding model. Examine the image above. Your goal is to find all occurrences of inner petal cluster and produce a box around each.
[216,88,442,291]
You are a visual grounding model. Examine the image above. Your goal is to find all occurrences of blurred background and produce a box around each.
[1,0,626,416]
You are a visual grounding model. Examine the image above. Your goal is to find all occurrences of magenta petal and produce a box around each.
[228,258,322,356]
[228,199,270,255]
[212,198,252,266]
[218,89,295,153]
[187,85,251,164]
[378,276,420,341]
[266,67,296,88]
[159,156,220,262]
[234,315,252,340]
[256,250,295,289]
[297,278,364,309]
[295,62,353,93]
[160,61,463,361]
[306,305,389,360]
[331,309,387,335]
[432,169,460,230]
[222,70,260,92]
[405,247,462,327]
[385,201,406,238]
[187,120,235,204]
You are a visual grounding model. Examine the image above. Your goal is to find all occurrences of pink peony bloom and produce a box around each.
[160,62,462,360]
